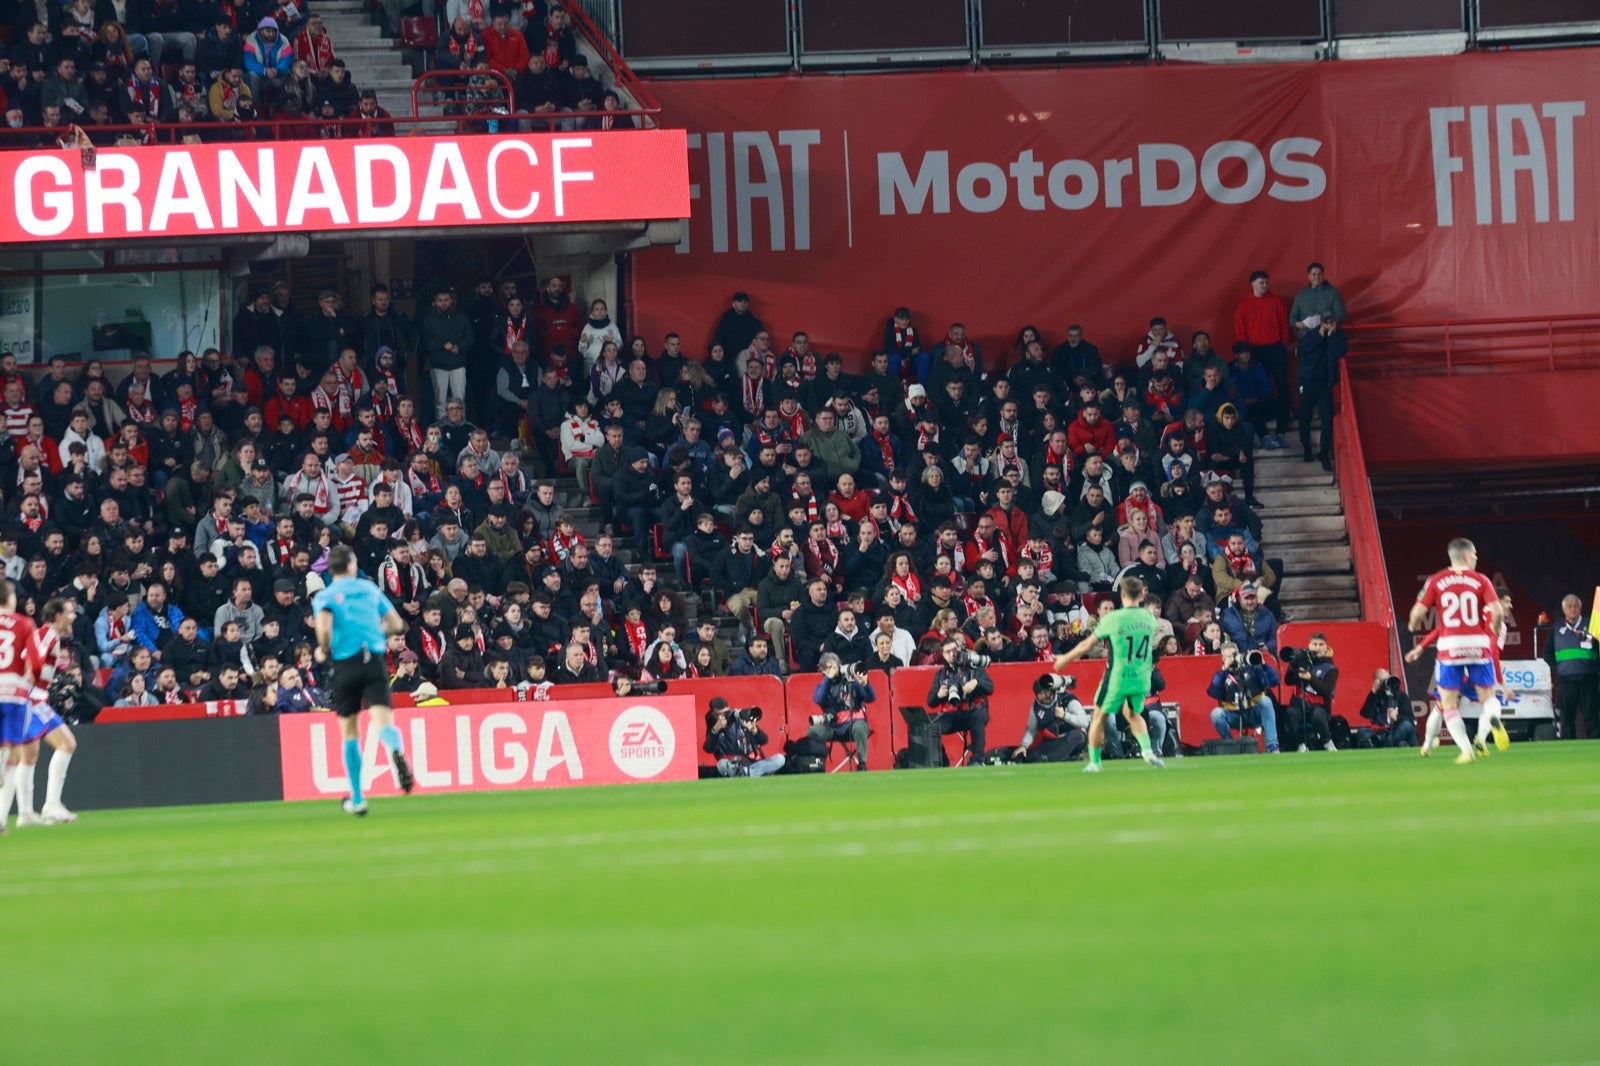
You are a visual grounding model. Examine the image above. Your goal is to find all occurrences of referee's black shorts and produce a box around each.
[328,649,394,718]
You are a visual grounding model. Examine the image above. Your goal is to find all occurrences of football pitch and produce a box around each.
[6,744,1598,1065]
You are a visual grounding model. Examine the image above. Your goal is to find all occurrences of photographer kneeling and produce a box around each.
[925,637,995,765]
[1358,668,1415,748]
[704,696,786,778]
[1208,642,1282,753]
[1283,632,1340,751]
[1014,673,1089,763]
[808,653,876,770]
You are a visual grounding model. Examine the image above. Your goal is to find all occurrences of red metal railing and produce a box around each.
[4,112,513,146]
[563,0,662,126]
[410,67,516,120]
[1333,374,1402,673]
[1346,313,1600,376]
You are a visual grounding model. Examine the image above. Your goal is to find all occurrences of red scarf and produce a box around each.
[804,537,838,580]
[917,426,940,453]
[872,430,895,471]
[548,528,583,564]
[503,314,527,355]
[1224,544,1257,577]
[741,375,764,416]
[781,408,807,437]
[891,573,921,603]
[125,73,162,116]
[888,492,917,524]
[541,21,563,67]
[395,417,423,452]
[624,620,649,660]
[891,323,918,352]
[783,348,817,380]
[943,336,977,372]
[294,29,334,73]
[790,491,819,522]
[1021,542,1053,574]
[334,364,364,399]
[447,30,481,62]
[371,391,395,423]
[419,627,443,663]
[825,518,848,543]
[407,470,442,499]
[179,396,197,430]
[962,593,993,619]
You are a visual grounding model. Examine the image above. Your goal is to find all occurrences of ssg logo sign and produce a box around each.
[609,705,676,779]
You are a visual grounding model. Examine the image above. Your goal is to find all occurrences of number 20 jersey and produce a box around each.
[1416,569,1499,666]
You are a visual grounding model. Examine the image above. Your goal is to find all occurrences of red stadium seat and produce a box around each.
[400,16,439,52]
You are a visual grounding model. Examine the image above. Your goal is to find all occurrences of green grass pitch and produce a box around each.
[5,744,1598,1064]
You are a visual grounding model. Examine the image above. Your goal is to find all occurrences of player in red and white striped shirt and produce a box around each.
[0,586,80,827]
[1406,538,1505,763]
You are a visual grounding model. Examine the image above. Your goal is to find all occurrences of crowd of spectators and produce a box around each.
[0,1,632,146]
[0,260,1345,716]
[0,0,404,143]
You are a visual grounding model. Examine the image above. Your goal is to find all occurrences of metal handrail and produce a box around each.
[1333,374,1402,672]
[563,0,662,122]
[410,67,517,119]
[1345,313,1600,376]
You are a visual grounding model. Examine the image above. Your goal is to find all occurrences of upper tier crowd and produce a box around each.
[0,0,633,144]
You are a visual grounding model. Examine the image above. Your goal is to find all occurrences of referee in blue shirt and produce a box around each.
[314,544,415,815]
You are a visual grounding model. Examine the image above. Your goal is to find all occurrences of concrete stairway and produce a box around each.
[1253,447,1361,623]
[316,0,420,117]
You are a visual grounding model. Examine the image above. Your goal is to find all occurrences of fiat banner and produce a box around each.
[278,696,698,801]
[634,52,1600,364]
[0,128,690,242]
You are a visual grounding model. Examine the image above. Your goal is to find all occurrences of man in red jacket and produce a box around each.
[1233,270,1292,444]
[482,11,530,78]
[1066,403,1116,460]
[263,372,313,430]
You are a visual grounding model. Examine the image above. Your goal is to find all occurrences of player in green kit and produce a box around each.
[1055,576,1165,772]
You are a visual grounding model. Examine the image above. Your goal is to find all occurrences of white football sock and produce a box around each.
[0,762,15,825]
[1444,714,1473,756]
[1423,709,1442,751]
[1477,697,1503,742]
[13,762,35,816]
[44,750,71,810]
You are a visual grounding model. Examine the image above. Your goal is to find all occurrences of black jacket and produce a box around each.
[927,660,995,711]
[790,600,839,660]
[703,718,769,763]
[710,546,766,597]
[1297,327,1348,389]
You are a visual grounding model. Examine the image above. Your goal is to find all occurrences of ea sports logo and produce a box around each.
[609,705,675,779]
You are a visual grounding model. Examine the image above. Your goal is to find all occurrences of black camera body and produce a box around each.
[1383,676,1404,696]
[1280,646,1313,671]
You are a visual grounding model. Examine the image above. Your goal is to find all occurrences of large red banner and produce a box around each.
[0,129,689,243]
[278,696,698,801]
[634,53,1599,364]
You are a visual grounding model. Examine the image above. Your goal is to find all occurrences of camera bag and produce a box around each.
[1201,737,1257,756]
[782,735,828,774]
